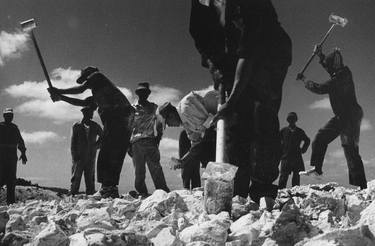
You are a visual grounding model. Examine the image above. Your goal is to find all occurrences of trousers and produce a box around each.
[132,138,169,194]
[97,119,130,186]
[310,113,367,188]
[0,148,17,204]
[228,62,288,203]
[179,130,201,189]
[71,160,95,195]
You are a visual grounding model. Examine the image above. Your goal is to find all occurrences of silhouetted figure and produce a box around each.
[130,83,169,197]
[70,106,102,195]
[299,47,367,189]
[49,67,134,198]
[191,0,292,206]
[159,89,217,185]
[278,112,310,188]
[0,108,27,204]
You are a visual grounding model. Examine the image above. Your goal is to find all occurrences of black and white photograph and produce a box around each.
[1,0,375,245]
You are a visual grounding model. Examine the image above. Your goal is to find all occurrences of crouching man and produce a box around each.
[159,89,217,189]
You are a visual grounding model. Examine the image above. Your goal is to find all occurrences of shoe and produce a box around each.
[299,168,322,180]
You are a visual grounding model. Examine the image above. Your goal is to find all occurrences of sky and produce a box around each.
[1,0,375,192]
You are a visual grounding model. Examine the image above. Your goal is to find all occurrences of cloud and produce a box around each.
[361,119,373,132]
[5,68,87,123]
[159,137,178,158]
[309,97,331,110]
[148,85,182,106]
[0,30,28,66]
[21,131,61,144]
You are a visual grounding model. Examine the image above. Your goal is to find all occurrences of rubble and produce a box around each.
[0,181,375,245]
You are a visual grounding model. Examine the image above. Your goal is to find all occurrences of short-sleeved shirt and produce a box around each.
[84,72,133,123]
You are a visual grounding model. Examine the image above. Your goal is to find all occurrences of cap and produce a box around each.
[135,82,151,94]
[76,66,99,84]
[3,108,13,114]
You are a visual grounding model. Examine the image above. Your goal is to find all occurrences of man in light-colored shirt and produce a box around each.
[159,89,217,187]
[130,82,169,197]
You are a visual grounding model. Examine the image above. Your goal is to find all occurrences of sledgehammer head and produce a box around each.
[20,19,36,32]
[329,14,348,27]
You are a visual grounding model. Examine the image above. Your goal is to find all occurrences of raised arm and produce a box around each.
[304,78,335,95]
[51,83,89,95]
[58,95,92,107]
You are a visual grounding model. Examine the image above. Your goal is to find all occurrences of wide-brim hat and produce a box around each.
[135,82,151,95]
[3,108,13,114]
[76,66,99,84]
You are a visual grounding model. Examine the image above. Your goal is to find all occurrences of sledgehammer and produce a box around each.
[20,19,53,88]
[297,14,348,80]
[202,82,238,215]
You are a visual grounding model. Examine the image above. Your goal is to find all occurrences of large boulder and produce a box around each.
[150,227,182,246]
[1,231,31,246]
[179,212,231,245]
[138,190,188,217]
[6,214,26,232]
[32,222,69,246]
[69,233,88,246]
[296,225,375,246]
[269,200,319,245]
[76,207,116,231]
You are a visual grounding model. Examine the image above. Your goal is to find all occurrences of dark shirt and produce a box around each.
[305,66,362,118]
[84,72,133,123]
[71,120,102,163]
[189,0,292,68]
[0,122,26,153]
[280,126,310,160]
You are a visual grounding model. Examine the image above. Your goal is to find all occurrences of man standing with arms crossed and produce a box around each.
[0,108,27,204]
[130,82,169,197]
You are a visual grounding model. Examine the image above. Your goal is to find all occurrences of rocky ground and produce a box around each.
[1,181,375,246]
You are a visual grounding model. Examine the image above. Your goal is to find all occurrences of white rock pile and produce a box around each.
[1,181,375,245]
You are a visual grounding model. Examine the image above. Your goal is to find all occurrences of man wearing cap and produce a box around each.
[49,67,134,198]
[0,108,27,204]
[70,106,103,195]
[130,82,169,196]
[298,47,367,189]
[159,89,217,178]
[278,112,310,189]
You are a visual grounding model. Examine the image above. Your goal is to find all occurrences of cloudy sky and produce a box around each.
[1,0,375,191]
